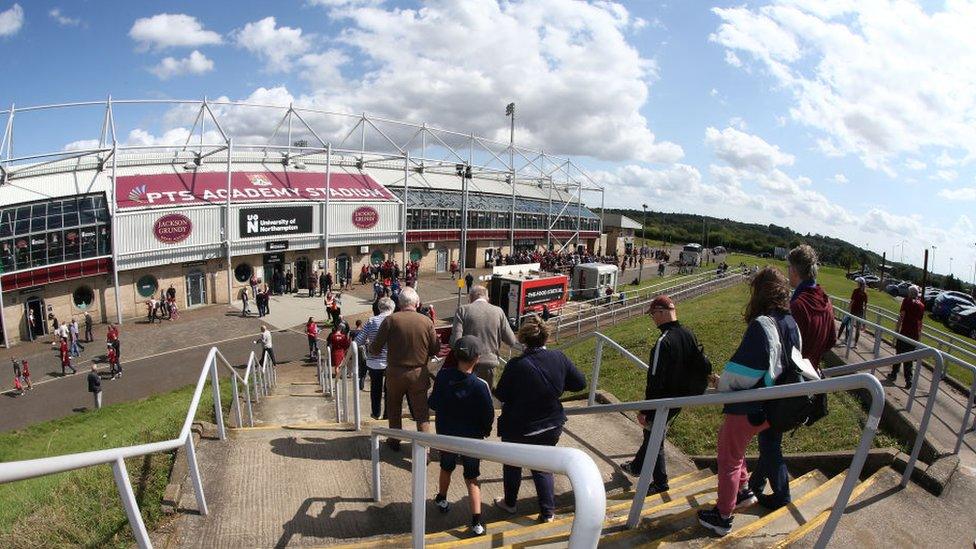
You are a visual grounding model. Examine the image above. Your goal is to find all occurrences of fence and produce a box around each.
[0,346,250,549]
[326,341,362,430]
[369,428,606,549]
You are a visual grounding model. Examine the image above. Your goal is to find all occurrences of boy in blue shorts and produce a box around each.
[428,335,495,536]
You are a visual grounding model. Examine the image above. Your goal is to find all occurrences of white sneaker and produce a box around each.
[434,497,450,513]
[469,522,486,536]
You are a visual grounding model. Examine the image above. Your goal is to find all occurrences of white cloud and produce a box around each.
[904,158,926,171]
[833,173,848,184]
[298,50,349,91]
[48,8,80,27]
[129,13,222,50]
[63,139,101,152]
[724,50,742,67]
[232,16,309,72]
[711,2,976,174]
[861,208,922,238]
[0,3,23,37]
[938,187,976,202]
[704,126,793,172]
[296,0,682,163]
[935,169,958,182]
[149,50,214,80]
[125,128,223,147]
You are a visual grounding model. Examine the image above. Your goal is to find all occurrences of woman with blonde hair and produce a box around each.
[493,314,587,523]
[697,267,802,536]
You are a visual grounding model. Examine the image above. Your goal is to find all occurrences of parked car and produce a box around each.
[885,281,910,296]
[862,275,881,288]
[847,270,870,280]
[924,288,943,310]
[933,292,976,320]
[946,305,976,340]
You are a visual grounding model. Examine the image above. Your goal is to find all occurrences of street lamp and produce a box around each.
[638,203,648,284]
[931,245,938,274]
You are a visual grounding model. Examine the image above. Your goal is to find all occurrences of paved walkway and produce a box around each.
[832,325,976,473]
[161,359,696,548]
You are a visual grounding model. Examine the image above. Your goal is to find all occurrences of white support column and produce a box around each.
[224,140,233,304]
[402,153,409,265]
[109,134,123,324]
[324,144,332,274]
[0,275,8,347]
[576,178,582,251]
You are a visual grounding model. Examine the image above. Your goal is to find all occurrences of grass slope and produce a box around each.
[0,381,230,548]
[562,280,902,456]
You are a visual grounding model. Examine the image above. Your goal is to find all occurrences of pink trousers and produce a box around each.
[716,413,768,517]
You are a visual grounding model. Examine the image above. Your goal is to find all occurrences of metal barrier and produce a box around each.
[565,371,886,549]
[327,342,362,430]
[831,303,975,453]
[0,346,245,549]
[369,428,606,549]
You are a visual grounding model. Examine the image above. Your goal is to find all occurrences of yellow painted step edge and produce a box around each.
[623,470,822,549]
[330,471,715,549]
[770,469,885,549]
[425,474,720,549]
[704,471,848,548]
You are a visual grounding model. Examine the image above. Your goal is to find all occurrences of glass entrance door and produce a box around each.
[435,248,448,272]
[186,270,207,307]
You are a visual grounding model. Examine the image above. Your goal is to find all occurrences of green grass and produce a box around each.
[562,281,903,456]
[0,381,231,548]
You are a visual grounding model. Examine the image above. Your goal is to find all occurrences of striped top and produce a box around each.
[718,312,800,415]
[355,312,391,370]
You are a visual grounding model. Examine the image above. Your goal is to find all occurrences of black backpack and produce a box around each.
[654,330,712,397]
[762,321,827,433]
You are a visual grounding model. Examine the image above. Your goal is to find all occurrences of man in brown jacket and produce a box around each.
[450,285,521,389]
[369,286,440,450]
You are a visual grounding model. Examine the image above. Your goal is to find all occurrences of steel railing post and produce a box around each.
[352,344,362,431]
[873,312,883,360]
[956,376,976,453]
[588,337,604,406]
[210,361,226,441]
[411,442,428,549]
[903,351,945,487]
[340,360,348,423]
[316,350,323,391]
[184,436,209,515]
[231,376,242,429]
[371,434,382,501]
[112,457,152,549]
[245,381,254,427]
[814,377,884,549]
[627,408,668,529]
[906,358,921,413]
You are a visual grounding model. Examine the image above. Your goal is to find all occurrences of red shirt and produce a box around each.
[306,322,319,338]
[107,348,118,365]
[328,331,350,367]
[850,288,868,316]
[899,298,925,339]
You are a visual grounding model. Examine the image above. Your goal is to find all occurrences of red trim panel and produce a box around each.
[405,230,600,243]
[1,258,112,291]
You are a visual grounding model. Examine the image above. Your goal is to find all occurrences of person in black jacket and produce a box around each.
[87,364,102,410]
[622,295,702,493]
[428,335,495,537]
[494,315,586,523]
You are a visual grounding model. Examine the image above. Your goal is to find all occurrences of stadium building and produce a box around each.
[0,99,605,346]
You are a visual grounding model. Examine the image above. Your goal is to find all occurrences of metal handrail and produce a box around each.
[565,371,887,549]
[369,428,606,549]
[327,342,362,430]
[832,304,976,452]
[0,346,242,549]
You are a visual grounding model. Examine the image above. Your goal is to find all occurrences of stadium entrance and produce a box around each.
[186,270,207,307]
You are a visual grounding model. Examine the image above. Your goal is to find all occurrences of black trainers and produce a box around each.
[886,372,897,382]
[735,488,757,508]
[434,494,450,514]
[697,507,732,536]
[756,493,787,510]
[905,381,912,389]
[620,461,641,476]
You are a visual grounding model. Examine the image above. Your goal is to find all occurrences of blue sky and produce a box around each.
[0,1,974,280]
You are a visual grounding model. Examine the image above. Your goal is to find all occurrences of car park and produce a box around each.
[924,288,943,310]
[862,275,881,288]
[946,305,976,340]
[933,291,976,320]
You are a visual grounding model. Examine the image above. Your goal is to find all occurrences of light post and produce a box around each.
[931,245,937,274]
[638,203,648,284]
[949,257,954,279]
[899,239,907,263]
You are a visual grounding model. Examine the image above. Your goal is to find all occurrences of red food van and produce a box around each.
[488,269,569,326]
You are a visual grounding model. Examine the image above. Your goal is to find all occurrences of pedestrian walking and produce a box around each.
[87,365,102,410]
[622,295,710,494]
[69,319,83,356]
[890,285,925,388]
[305,317,320,359]
[60,337,77,375]
[449,285,522,390]
[20,359,32,390]
[84,311,93,342]
[107,343,121,379]
[493,315,586,522]
[255,326,277,366]
[26,309,36,342]
[107,324,120,361]
[356,297,394,419]
[368,287,440,450]
[464,272,474,293]
[328,323,351,378]
[428,335,495,537]
[240,286,251,317]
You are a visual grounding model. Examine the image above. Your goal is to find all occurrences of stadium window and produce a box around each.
[136,274,159,298]
[72,285,95,310]
[47,231,64,265]
[234,263,253,283]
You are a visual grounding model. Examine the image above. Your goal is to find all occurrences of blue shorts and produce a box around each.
[439,451,481,480]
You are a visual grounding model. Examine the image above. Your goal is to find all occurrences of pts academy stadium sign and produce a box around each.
[115,171,395,209]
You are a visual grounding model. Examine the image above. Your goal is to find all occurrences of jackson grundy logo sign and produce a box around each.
[239,207,313,239]
[116,172,396,209]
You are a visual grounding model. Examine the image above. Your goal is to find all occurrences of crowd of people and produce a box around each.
[145,285,181,322]
[493,249,619,272]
